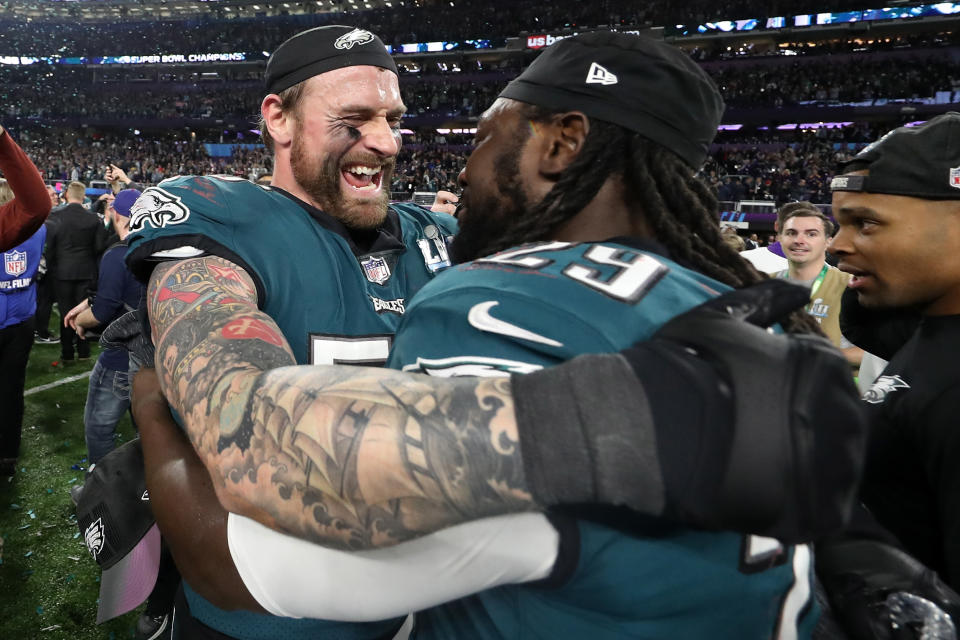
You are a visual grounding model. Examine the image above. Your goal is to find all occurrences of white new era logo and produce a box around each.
[586,62,618,86]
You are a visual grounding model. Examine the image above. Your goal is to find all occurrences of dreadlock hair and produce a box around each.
[485,103,821,335]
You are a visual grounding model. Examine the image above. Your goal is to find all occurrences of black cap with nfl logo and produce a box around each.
[831,112,960,200]
[75,438,161,623]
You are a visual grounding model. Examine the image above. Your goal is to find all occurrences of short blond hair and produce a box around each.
[66,181,86,202]
[0,179,12,206]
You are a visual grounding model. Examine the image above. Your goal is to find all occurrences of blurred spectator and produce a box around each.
[62,189,144,464]
[45,181,109,364]
[33,187,62,343]
[0,178,46,476]
[0,125,51,251]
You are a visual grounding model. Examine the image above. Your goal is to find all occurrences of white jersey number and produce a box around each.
[310,334,393,367]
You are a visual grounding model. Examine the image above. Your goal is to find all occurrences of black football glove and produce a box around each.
[818,538,959,640]
[100,308,155,370]
[512,279,867,544]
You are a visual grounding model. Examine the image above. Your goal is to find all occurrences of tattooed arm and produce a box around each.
[149,256,536,550]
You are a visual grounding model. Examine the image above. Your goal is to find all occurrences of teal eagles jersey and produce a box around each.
[126,175,457,640]
[388,239,818,640]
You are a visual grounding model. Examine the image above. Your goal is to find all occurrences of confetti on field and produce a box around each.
[72,532,80,539]
[24,551,33,557]
[36,606,43,614]
[67,556,79,561]
[46,488,53,494]
[40,625,61,632]
[67,477,77,484]
[18,524,30,530]
[10,503,21,510]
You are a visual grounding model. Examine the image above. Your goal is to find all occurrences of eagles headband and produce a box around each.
[831,112,960,201]
[498,31,725,169]
[265,26,398,94]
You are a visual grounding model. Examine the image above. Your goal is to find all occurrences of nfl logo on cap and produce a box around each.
[4,250,26,277]
[361,256,391,285]
[950,166,960,190]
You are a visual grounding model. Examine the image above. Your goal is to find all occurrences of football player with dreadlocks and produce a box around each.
[127,32,866,638]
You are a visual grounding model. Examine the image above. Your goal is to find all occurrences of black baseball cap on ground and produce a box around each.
[831,112,960,201]
[498,31,725,169]
[75,438,160,623]
[265,26,398,94]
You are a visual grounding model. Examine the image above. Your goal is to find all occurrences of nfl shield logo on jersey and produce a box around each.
[4,250,26,276]
[950,166,960,190]
[361,256,391,285]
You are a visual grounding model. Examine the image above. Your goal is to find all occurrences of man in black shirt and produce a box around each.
[823,112,960,637]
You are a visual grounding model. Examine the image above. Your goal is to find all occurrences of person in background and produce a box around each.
[64,189,144,464]
[817,112,960,640]
[33,187,61,344]
[0,178,47,475]
[45,180,109,364]
[776,201,864,367]
[0,124,50,252]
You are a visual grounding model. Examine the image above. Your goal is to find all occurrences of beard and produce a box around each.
[290,132,395,230]
[450,141,532,264]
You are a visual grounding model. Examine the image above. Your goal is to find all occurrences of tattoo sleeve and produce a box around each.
[149,257,536,550]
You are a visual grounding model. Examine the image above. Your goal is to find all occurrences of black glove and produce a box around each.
[512,279,867,544]
[817,537,960,640]
[100,308,155,370]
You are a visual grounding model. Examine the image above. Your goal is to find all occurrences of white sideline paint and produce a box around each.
[25,371,92,396]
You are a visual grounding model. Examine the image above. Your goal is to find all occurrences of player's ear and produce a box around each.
[261,94,295,148]
[539,111,590,177]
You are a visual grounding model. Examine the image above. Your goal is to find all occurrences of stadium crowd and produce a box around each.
[0,0,880,55]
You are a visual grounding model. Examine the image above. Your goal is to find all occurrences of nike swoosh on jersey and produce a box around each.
[467,301,563,347]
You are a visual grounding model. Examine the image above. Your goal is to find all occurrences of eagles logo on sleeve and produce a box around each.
[129,187,191,232]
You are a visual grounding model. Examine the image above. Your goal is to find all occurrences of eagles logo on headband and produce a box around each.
[264,25,398,95]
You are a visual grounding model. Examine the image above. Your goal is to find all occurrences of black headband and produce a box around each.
[265,26,398,94]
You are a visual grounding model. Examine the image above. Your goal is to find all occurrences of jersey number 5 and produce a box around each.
[310,334,393,367]
[741,536,812,640]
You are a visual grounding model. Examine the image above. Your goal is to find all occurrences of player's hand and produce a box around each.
[645,279,867,542]
[818,538,960,640]
[512,279,867,544]
[63,298,89,330]
[109,164,130,187]
[100,310,155,370]
[430,190,459,216]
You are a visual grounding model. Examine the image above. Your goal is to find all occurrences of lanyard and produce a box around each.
[780,264,829,302]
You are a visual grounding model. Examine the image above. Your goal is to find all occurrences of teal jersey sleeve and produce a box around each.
[390,240,818,640]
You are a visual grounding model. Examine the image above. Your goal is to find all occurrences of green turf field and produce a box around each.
[0,329,141,639]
